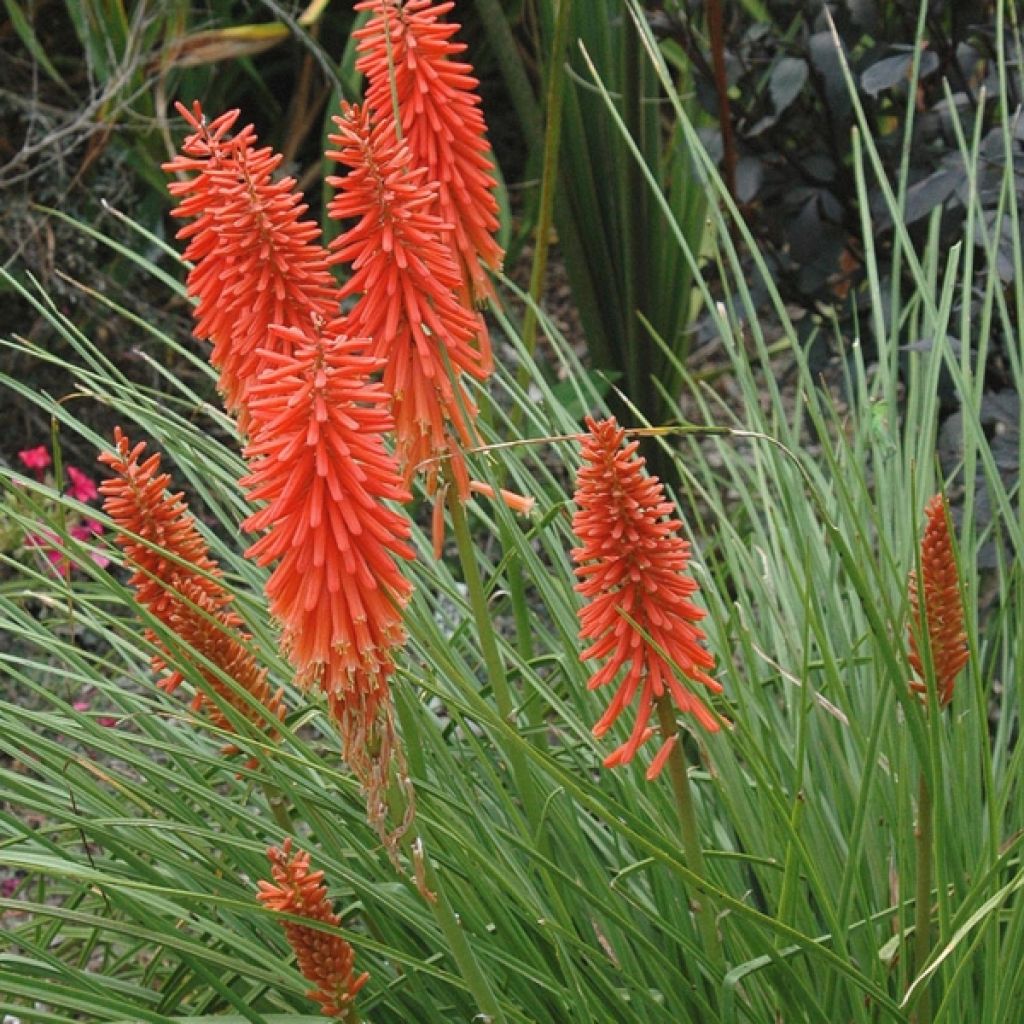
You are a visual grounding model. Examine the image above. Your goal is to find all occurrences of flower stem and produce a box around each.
[519,0,572,364]
[262,782,293,834]
[656,697,724,974]
[446,481,540,829]
[415,837,508,1024]
[912,768,933,1024]
[393,693,507,1023]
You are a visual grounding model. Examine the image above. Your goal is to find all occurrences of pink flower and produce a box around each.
[70,520,109,568]
[66,466,99,502]
[23,531,67,572]
[22,521,108,573]
[18,446,51,477]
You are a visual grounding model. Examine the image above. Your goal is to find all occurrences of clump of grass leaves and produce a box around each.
[1,3,1022,1021]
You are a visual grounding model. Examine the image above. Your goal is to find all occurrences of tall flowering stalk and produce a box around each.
[258,839,369,1020]
[99,428,285,755]
[906,493,969,1024]
[570,416,725,973]
[571,417,721,775]
[908,493,969,708]
[354,0,503,306]
[163,102,340,421]
[326,102,488,496]
[166,108,418,829]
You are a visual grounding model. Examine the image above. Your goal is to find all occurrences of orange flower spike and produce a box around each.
[354,0,503,305]
[240,322,414,736]
[259,839,369,1019]
[98,427,227,625]
[164,101,340,420]
[326,102,486,492]
[99,429,285,748]
[571,417,722,774]
[908,494,969,707]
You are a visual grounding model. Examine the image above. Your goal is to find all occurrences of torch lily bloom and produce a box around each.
[908,493,969,707]
[259,839,369,1019]
[99,428,285,755]
[354,0,503,306]
[164,101,340,421]
[571,417,721,775]
[240,321,414,755]
[326,102,486,495]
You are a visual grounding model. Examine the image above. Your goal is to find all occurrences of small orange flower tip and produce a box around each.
[572,416,720,772]
[166,100,242,147]
[646,734,679,781]
[468,480,536,516]
[908,493,969,708]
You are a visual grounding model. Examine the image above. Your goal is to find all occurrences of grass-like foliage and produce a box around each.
[1,2,1022,1022]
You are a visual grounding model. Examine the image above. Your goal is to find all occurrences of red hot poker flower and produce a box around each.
[99,428,285,754]
[571,417,721,774]
[258,839,369,1019]
[908,493,969,707]
[164,101,340,421]
[240,321,414,750]
[354,0,503,305]
[326,102,487,494]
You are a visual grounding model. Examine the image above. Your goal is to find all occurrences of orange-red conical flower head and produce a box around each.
[258,839,369,1019]
[908,494,969,707]
[326,102,487,493]
[164,101,340,420]
[354,0,503,304]
[240,321,414,743]
[99,428,285,753]
[571,418,721,773]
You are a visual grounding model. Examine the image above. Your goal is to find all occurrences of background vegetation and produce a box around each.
[1,1,1021,1021]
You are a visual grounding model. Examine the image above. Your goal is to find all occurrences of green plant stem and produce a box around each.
[520,0,572,364]
[705,0,736,204]
[445,480,540,829]
[913,768,933,1024]
[416,837,508,1024]
[261,782,293,834]
[471,0,542,148]
[391,693,505,1023]
[656,697,724,974]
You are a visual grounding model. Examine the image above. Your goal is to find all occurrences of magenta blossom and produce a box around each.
[18,446,51,477]
[66,466,99,502]
[71,520,109,568]
[23,530,66,571]
[23,520,108,573]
